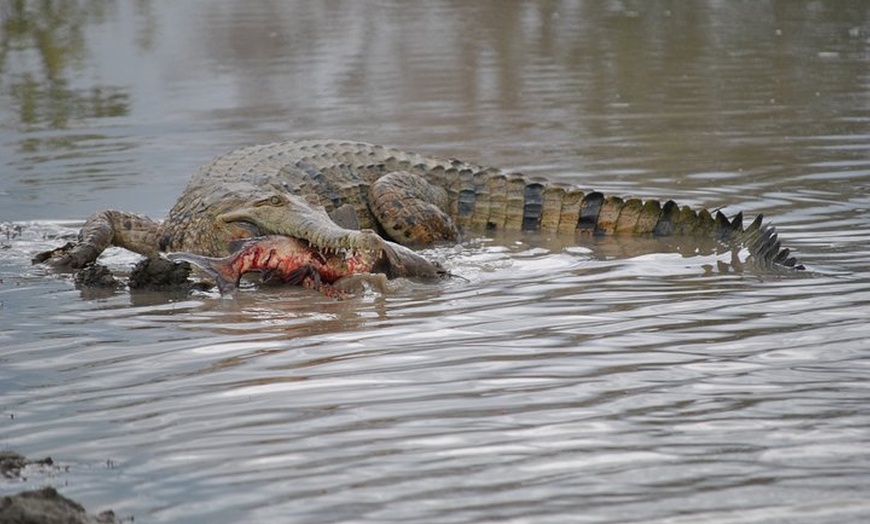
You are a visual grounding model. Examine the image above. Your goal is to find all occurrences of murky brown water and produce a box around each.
[2,1,870,522]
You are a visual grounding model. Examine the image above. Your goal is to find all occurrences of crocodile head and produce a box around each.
[217,192,347,244]
[215,191,445,280]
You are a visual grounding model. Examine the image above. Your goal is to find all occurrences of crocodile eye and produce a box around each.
[254,195,285,207]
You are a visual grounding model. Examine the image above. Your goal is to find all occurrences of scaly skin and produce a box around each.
[35,140,802,273]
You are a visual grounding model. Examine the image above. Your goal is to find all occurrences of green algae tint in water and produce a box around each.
[1,2,870,523]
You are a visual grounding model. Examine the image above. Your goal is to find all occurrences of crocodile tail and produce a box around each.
[436,169,802,269]
[165,252,238,292]
[576,192,803,269]
[737,214,804,269]
[498,179,802,269]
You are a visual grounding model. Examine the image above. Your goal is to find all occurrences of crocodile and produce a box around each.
[35,139,802,286]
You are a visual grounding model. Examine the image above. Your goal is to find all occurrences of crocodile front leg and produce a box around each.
[34,210,161,268]
[368,171,458,246]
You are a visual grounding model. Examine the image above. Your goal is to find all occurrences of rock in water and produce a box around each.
[73,264,118,289]
[0,487,116,524]
[128,255,191,290]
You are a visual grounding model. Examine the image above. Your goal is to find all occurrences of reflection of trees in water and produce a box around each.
[192,3,868,136]
[0,0,129,130]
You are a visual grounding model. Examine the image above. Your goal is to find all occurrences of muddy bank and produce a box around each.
[1,487,116,524]
[0,452,118,524]
[53,257,194,292]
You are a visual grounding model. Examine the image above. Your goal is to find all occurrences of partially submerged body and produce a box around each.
[34,140,803,295]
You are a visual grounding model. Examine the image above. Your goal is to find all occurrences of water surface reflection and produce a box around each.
[1,2,869,523]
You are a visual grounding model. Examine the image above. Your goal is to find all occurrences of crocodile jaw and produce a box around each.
[216,196,445,280]
[216,194,374,251]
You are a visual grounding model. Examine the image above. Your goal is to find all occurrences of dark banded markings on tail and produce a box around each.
[458,188,476,218]
[654,200,680,236]
[578,191,604,234]
[522,182,545,231]
[730,211,743,232]
[714,211,732,238]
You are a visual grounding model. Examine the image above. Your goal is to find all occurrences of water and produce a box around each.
[1,1,869,522]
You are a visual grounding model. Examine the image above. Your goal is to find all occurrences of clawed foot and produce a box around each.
[32,242,100,269]
[32,242,76,267]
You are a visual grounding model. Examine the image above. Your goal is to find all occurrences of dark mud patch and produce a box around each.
[70,256,208,300]
[128,255,193,290]
[1,452,122,523]
[74,264,119,289]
